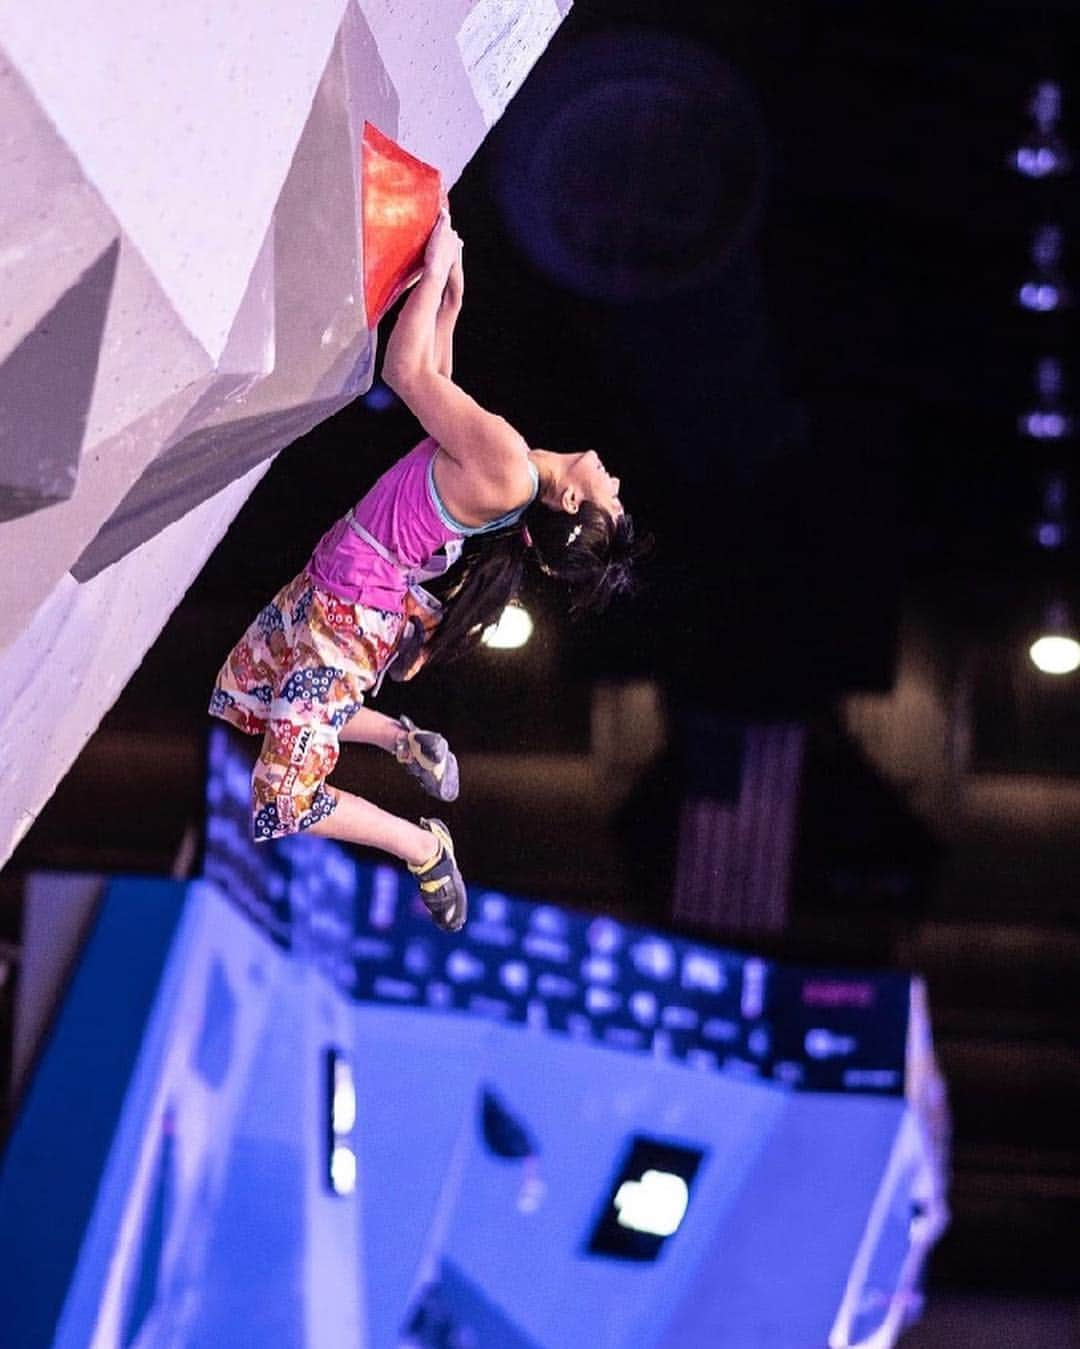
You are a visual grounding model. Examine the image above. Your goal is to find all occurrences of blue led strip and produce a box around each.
[203,727,910,1096]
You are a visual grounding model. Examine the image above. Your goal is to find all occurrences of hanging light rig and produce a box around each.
[1030,480,1079,674]
[1016,224,1071,313]
[1030,600,1080,675]
[1018,356,1074,441]
[1010,82,1077,675]
[1033,472,1069,552]
[1010,81,1072,180]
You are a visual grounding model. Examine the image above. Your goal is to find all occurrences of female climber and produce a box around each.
[209,210,645,933]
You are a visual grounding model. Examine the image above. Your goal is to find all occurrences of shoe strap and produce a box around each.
[396,719,445,778]
[409,836,444,878]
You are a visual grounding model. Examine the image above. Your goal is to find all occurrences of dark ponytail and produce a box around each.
[524,500,645,617]
[420,526,529,667]
[421,500,649,668]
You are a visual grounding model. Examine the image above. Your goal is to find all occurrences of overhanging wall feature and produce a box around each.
[0,0,573,869]
[0,242,119,523]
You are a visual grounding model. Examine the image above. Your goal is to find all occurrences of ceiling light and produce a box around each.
[1011,82,1072,179]
[1021,410,1072,439]
[1030,635,1080,675]
[1019,357,1074,440]
[1033,473,1070,549]
[1019,283,1063,312]
[1017,225,1070,313]
[1035,522,1066,549]
[1030,599,1080,674]
[482,603,534,650]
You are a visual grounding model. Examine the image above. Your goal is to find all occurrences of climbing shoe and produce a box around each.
[408,818,467,933]
[395,715,459,802]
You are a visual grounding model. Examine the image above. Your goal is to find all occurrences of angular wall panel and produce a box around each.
[0,458,275,861]
[0,241,118,521]
[0,53,118,366]
[0,0,573,868]
[0,0,352,364]
[72,397,348,581]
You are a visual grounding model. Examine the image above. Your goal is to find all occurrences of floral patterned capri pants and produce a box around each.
[208,570,404,840]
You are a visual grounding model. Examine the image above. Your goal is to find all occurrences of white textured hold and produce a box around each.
[458,0,561,127]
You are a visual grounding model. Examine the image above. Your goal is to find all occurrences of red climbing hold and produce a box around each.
[361,122,446,327]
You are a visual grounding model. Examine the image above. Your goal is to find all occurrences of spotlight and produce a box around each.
[1036,522,1066,549]
[1030,600,1080,675]
[482,602,534,649]
[1019,357,1074,440]
[1033,473,1070,549]
[1010,81,1072,179]
[1017,225,1070,313]
[1030,635,1080,675]
[1021,410,1072,439]
[1019,283,1063,313]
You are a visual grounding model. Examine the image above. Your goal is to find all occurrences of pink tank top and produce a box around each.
[307,438,457,611]
[307,437,538,612]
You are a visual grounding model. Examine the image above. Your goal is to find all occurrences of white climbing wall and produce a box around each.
[0,0,573,867]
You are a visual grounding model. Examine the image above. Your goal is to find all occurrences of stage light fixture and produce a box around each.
[1021,411,1071,439]
[1034,473,1070,550]
[1010,81,1072,179]
[1030,600,1080,675]
[1036,522,1066,548]
[1019,357,1074,440]
[1030,635,1080,674]
[1019,284,1062,313]
[1017,225,1070,312]
[482,602,533,649]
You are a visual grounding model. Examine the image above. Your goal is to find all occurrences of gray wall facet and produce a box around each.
[0,242,119,522]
